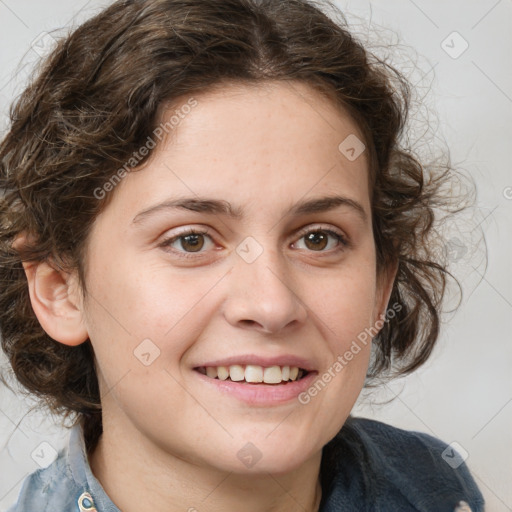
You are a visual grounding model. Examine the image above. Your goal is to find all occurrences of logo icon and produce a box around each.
[31,441,58,468]
[446,237,467,262]
[237,442,263,468]
[441,32,469,59]
[134,338,161,366]
[338,134,366,161]
[31,32,57,58]
[236,236,264,264]
[441,441,469,469]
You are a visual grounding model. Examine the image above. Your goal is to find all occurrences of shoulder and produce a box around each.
[6,446,82,511]
[7,424,114,512]
[320,416,485,512]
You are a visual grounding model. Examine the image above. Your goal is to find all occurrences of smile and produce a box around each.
[195,364,309,384]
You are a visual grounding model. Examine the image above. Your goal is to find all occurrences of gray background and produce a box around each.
[0,1,511,510]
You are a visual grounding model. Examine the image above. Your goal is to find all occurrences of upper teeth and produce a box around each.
[202,365,303,383]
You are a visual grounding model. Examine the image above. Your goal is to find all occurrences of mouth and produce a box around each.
[194,364,310,385]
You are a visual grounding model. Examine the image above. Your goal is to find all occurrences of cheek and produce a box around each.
[82,255,226,377]
[294,266,377,445]
[312,262,378,350]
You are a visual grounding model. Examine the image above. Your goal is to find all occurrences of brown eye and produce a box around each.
[304,231,329,251]
[180,233,205,252]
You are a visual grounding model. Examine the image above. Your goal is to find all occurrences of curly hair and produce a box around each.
[0,0,459,452]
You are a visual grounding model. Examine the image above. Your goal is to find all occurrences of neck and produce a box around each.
[88,416,323,512]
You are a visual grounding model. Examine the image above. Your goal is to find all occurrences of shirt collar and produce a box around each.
[67,423,120,512]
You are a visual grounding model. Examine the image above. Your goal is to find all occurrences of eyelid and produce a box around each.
[293,223,347,241]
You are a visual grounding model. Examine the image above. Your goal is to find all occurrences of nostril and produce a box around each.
[240,319,257,327]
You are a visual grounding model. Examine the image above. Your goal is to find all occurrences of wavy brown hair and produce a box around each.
[0,0,460,452]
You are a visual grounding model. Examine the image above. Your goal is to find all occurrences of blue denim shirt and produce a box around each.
[7,416,484,512]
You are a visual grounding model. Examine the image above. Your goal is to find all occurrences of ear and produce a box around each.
[374,259,399,323]
[21,258,89,346]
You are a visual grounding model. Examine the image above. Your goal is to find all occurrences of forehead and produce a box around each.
[163,80,365,159]
[105,80,370,222]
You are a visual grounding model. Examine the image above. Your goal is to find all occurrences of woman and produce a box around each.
[0,0,484,510]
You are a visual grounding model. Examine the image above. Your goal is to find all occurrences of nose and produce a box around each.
[222,248,308,334]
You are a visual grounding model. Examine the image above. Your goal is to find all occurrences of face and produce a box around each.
[79,81,392,475]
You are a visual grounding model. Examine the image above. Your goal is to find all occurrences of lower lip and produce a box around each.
[194,370,318,406]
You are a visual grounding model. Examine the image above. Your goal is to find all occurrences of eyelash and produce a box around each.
[159,226,349,259]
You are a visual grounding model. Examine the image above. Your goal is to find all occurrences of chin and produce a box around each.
[199,436,321,476]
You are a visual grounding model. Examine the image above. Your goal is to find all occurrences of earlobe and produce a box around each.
[22,259,89,346]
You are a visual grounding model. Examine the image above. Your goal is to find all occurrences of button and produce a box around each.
[454,500,472,512]
[78,491,98,511]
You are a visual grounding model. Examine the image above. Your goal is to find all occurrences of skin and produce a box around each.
[22,80,396,512]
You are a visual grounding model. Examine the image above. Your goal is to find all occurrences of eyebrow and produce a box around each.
[132,194,368,224]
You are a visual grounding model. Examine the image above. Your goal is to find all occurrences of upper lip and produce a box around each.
[195,354,316,372]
